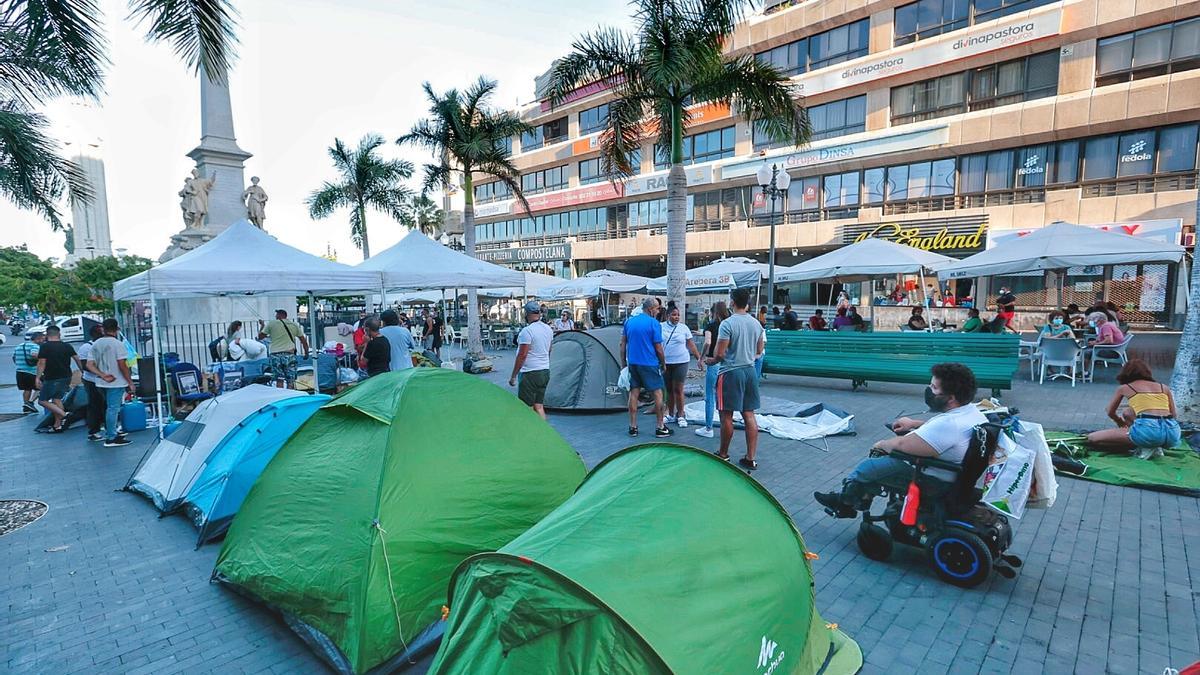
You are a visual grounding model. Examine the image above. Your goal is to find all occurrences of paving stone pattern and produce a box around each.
[1,343,1197,674]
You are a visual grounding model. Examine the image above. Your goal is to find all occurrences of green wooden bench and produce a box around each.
[763,331,1020,396]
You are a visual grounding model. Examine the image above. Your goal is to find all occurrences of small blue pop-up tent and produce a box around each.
[184,393,330,546]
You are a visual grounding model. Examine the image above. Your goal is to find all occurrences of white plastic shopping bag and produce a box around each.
[617,366,631,391]
[1016,421,1058,510]
[981,432,1036,519]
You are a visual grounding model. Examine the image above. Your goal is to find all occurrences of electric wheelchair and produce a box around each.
[847,412,1024,588]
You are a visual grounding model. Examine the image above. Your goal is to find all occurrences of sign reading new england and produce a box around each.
[794,6,1062,97]
[842,216,989,254]
[477,243,572,263]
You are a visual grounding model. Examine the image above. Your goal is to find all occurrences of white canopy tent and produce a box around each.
[645,257,770,294]
[479,271,563,298]
[113,221,383,437]
[778,238,955,283]
[936,221,1186,279]
[536,270,651,300]
[357,231,524,291]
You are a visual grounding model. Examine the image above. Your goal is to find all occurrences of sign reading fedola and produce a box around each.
[794,6,1062,97]
[477,243,572,263]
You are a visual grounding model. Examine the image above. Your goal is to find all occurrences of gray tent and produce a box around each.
[544,326,626,411]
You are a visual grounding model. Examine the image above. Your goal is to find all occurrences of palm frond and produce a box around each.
[0,0,109,103]
[545,27,643,107]
[417,162,452,196]
[689,54,809,147]
[598,93,648,181]
[476,156,530,217]
[305,181,351,220]
[127,0,240,80]
[0,102,92,230]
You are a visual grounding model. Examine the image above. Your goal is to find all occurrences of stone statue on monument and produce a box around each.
[179,167,216,229]
[242,176,268,228]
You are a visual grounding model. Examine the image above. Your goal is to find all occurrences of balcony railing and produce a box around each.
[1081,172,1198,198]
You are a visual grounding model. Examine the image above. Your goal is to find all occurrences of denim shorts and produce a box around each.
[1128,416,1181,449]
[38,377,71,402]
[628,364,664,392]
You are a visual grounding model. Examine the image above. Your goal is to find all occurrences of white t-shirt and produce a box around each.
[552,317,574,332]
[660,321,694,365]
[90,336,129,389]
[912,404,988,463]
[77,340,98,383]
[517,321,554,372]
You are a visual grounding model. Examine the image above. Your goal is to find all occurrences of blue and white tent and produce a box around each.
[185,392,330,546]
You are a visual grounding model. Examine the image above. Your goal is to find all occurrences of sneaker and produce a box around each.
[814,491,857,518]
[22,403,36,414]
[655,426,673,438]
[1152,447,1166,458]
[663,415,676,424]
[103,435,132,448]
[628,426,639,437]
[677,418,688,428]
[694,427,714,438]
[87,432,104,442]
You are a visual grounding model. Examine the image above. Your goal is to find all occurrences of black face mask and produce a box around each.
[925,386,952,413]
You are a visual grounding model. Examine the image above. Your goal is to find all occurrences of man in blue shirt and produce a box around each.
[620,298,671,438]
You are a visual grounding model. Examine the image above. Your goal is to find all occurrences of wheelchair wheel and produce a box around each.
[856,522,893,561]
[927,527,992,588]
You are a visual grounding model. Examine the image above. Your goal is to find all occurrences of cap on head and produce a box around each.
[275,309,287,318]
[524,301,541,315]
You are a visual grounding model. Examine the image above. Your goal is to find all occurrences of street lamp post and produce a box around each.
[756,163,791,309]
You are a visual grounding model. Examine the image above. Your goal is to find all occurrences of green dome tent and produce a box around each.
[213,369,586,674]
[430,443,862,675]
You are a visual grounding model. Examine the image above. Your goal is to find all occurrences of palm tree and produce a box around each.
[306,134,413,260]
[398,78,532,359]
[546,0,810,312]
[406,194,444,237]
[1,0,239,228]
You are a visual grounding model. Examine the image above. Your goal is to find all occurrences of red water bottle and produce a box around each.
[900,480,921,526]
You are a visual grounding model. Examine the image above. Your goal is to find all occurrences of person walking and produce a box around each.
[621,298,671,438]
[661,306,702,429]
[360,318,391,377]
[996,286,1017,329]
[705,288,764,470]
[35,325,82,432]
[77,324,107,441]
[259,309,309,388]
[509,301,554,420]
[87,318,136,447]
[696,301,730,438]
[13,333,43,414]
[379,310,416,372]
[429,309,445,357]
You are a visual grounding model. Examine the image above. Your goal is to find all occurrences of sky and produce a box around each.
[0,0,636,264]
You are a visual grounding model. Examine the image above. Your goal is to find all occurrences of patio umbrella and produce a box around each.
[536,270,651,300]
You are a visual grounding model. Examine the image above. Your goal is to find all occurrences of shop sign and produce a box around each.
[687,273,734,289]
[477,243,572,264]
[722,125,949,178]
[793,6,1061,97]
[526,182,624,211]
[843,216,989,253]
[474,200,513,218]
[986,219,1184,248]
[573,102,734,155]
[624,164,714,197]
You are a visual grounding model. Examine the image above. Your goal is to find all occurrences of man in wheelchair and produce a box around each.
[815,362,986,517]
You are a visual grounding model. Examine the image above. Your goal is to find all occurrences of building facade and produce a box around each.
[471,0,1198,326]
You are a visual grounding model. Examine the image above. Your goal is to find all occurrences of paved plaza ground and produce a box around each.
[2,340,1198,674]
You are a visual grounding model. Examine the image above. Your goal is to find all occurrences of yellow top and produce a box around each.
[1129,389,1170,414]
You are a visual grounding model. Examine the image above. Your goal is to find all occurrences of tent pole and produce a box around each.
[149,291,166,439]
[308,292,319,391]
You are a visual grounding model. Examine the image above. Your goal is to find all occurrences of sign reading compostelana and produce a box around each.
[793,6,1062,97]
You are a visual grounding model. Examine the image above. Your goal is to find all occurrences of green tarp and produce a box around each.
[213,369,586,674]
[1047,432,1200,497]
[430,443,862,675]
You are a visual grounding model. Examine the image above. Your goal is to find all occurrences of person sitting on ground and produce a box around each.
[1088,311,1125,346]
[360,318,390,377]
[814,363,986,517]
[847,305,865,331]
[1039,310,1076,340]
[831,306,852,329]
[907,306,929,331]
[808,309,828,331]
[780,304,799,331]
[1085,359,1179,459]
[960,308,984,333]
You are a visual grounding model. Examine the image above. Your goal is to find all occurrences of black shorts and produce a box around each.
[664,362,689,386]
[518,369,550,406]
[16,371,36,391]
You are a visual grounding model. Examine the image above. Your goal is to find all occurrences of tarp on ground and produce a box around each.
[544,326,625,411]
[125,385,309,512]
[536,270,650,300]
[683,397,856,440]
[213,368,586,675]
[358,230,525,291]
[937,221,1186,280]
[114,221,382,300]
[1046,432,1200,497]
[429,443,862,675]
[646,257,769,294]
[777,238,954,283]
[184,392,331,546]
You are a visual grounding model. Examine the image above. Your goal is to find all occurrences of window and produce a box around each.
[579,103,609,135]
[1050,141,1079,184]
[1157,124,1199,173]
[823,171,861,208]
[578,158,602,185]
[520,117,568,151]
[1116,130,1156,178]
[894,0,1055,46]
[891,51,1058,125]
[473,181,511,203]
[754,19,868,76]
[882,160,957,201]
[1097,18,1200,86]
[521,165,568,194]
[1016,145,1048,188]
[655,126,736,168]
[496,136,512,157]
[756,95,866,148]
[1083,136,1119,181]
[692,190,722,222]
[863,168,886,204]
